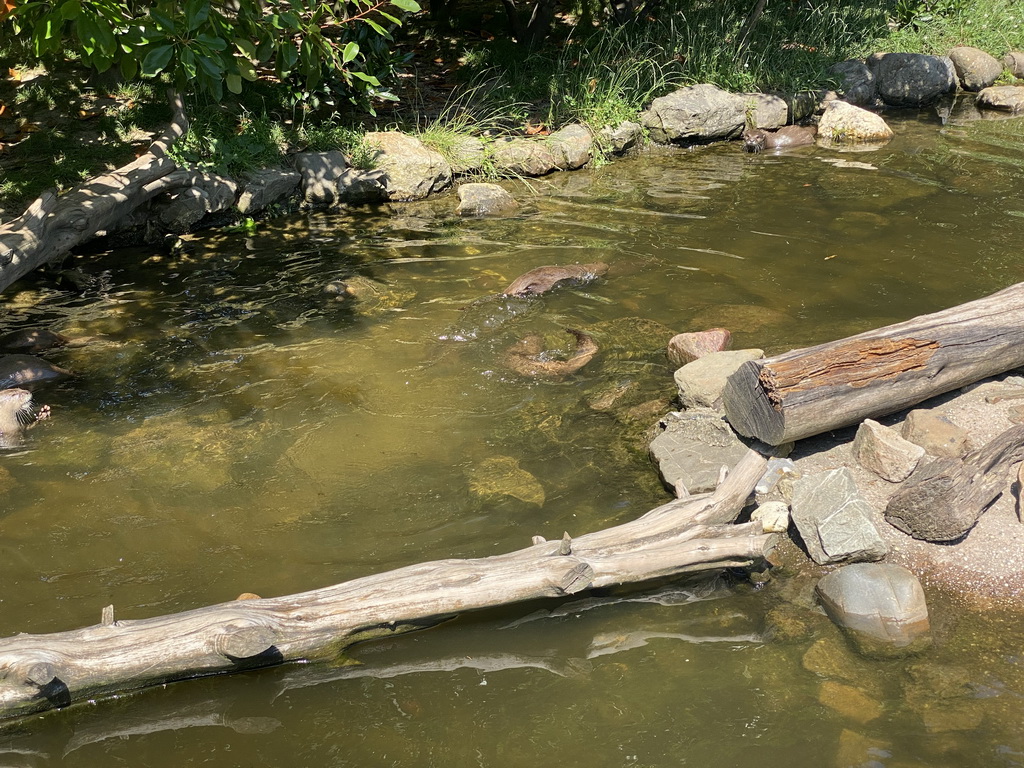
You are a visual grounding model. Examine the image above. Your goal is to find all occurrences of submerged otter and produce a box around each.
[502,263,609,297]
[503,328,599,378]
[0,388,49,449]
[743,125,817,153]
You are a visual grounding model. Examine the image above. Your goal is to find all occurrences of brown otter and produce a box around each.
[502,263,609,297]
[503,328,599,378]
[0,388,49,449]
[0,328,70,354]
[0,354,72,390]
[743,125,817,153]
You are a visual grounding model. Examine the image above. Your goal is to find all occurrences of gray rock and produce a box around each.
[949,46,1004,91]
[816,100,894,145]
[236,168,301,214]
[870,52,956,106]
[641,84,747,144]
[977,85,1024,113]
[336,169,387,204]
[547,124,594,169]
[1004,52,1024,79]
[648,409,753,495]
[666,328,732,367]
[752,500,790,533]
[815,563,931,658]
[786,90,828,122]
[674,348,763,410]
[364,131,452,201]
[739,92,788,129]
[600,121,643,155]
[829,60,876,105]
[456,183,519,217]
[155,172,238,232]
[853,419,925,482]
[901,409,969,458]
[790,468,888,565]
[490,137,560,177]
[295,150,349,207]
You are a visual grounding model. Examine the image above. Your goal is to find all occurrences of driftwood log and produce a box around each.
[885,424,1024,541]
[723,281,1024,445]
[0,91,188,295]
[0,450,773,721]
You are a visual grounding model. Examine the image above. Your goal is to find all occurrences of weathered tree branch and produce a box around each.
[0,90,189,294]
[0,450,771,721]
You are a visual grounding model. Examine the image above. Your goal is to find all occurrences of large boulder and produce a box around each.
[816,100,894,145]
[976,85,1024,113]
[674,348,763,409]
[790,468,887,565]
[364,131,452,201]
[641,84,748,144]
[870,53,956,106]
[948,46,1004,91]
[829,60,876,105]
[815,563,931,658]
[648,409,752,495]
[739,92,788,129]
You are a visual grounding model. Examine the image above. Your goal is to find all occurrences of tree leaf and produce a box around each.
[342,40,359,63]
[141,42,174,75]
[226,73,242,93]
[58,0,81,19]
[351,70,380,85]
[120,53,138,80]
[390,0,420,12]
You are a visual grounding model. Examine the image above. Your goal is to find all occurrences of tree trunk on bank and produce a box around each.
[722,281,1024,445]
[0,91,188,295]
[0,450,773,721]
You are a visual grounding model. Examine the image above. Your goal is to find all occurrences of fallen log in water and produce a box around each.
[722,281,1024,445]
[0,450,772,721]
[0,91,188,294]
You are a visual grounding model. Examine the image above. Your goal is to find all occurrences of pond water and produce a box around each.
[2,105,1024,766]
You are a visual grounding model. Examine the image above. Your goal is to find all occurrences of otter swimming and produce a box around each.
[743,125,817,153]
[503,328,599,378]
[0,388,49,449]
[502,263,609,297]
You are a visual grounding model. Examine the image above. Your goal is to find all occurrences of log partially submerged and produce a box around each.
[0,91,188,294]
[723,281,1024,445]
[0,450,773,721]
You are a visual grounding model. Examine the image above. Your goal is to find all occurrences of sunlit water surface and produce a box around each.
[2,108,1024,766]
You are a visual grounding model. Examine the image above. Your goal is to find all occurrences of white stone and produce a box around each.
[752,501,790,533]
[853,419,925,482]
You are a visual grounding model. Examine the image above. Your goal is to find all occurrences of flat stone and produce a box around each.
[1008,404,1024,424]
[673,348,763,409]
[901,409,969,458]
[236,168,300,214]
[949,46,1003,91]
[666,328,732,367]
[818,681,883,724]
[790,468,887,565]
[815,563,931,658]
[816,100,894,145]
[456,183,519,217]
[648,409,752,495]
[977,85,1024,113]
[853,419,925,482]
[751,501,790,533]
[364,131,452,201]
[641,84,747,144]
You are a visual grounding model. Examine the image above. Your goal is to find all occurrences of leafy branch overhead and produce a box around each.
[4,0,421,104]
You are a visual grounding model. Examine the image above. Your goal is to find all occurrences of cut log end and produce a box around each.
[213,625,278,660]
[723,361,787,445]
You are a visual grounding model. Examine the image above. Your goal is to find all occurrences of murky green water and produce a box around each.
[2,107,1024,766]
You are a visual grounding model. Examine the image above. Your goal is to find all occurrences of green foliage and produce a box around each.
[879,0,1024,55]
[168,106,287,176]
[3,0,421,109]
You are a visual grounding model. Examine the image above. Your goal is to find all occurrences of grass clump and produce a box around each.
[875,0,1024,55]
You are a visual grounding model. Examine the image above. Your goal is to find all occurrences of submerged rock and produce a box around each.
[467,455,545,506]
[324,275,416,315]
[815,563,931,658]
[790,468,887,565]
[456,183,519,217]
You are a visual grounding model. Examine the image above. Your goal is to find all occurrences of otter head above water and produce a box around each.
[742,128,769,153]
[0,388,49,449]
[743,125,817,153]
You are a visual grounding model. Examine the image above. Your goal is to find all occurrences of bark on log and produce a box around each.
[884,424,1024,541]
[0,450,772,721]
[722,281,1024,445]
[0,91,188,295]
